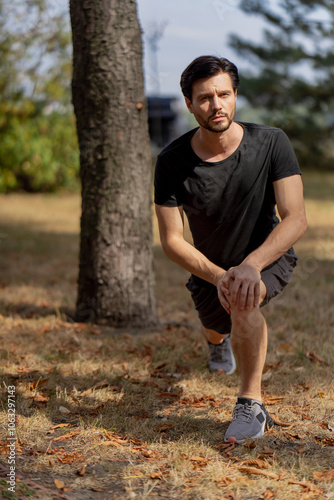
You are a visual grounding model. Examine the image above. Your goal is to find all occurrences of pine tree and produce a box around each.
[231,0,334,169]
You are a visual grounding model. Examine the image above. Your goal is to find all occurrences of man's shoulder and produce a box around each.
[238,121,283,136]
[158,127,198,160]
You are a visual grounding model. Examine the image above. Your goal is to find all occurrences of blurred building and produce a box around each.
[147,96,180,150]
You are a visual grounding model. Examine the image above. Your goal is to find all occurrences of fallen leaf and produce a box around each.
[98,440,122,448]
[155,423,172,432]
[298,379,311,391]
[53,431,78,442]
[313,469,334,482]
[31,394,49,404]
[214,477,233,486]
[290,407,311,420]
[299,492,319,500]
[29,377,50,389]
[264,361,283,370]
[51,423,71,430]
[314,436,334,446]
[158,391,180,398]
[305,351,329,366]
[142,450,154,458]
[258,446,276,458]
[237,458,270,469]
[54,479,65,489]
[77,467,86,476]
[263,396,286,405]
[190,456,208,464]
[150,472,163,479]
[57,452,85,464]
[288,480,322,492]
[317,421,334,431]
[80,378,109,396]
[283,432,302,441]
[262,491,275,500]
[239,466,279,480]
[215,443,235,452]
[270,414,294,427]
[243,440,257,449]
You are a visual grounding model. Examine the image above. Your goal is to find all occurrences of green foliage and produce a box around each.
[0,0,79,192]
[232,0,334,169]
[0,102,79,192]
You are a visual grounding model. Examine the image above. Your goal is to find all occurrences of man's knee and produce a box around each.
[229,281,267,332]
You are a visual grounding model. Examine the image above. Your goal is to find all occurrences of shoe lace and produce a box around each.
[232,402,254,423]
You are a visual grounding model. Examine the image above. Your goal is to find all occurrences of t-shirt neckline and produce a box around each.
[188,121,246,165]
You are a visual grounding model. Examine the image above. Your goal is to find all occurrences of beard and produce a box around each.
[193,108,235,133]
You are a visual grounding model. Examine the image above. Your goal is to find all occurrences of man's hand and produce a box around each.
[215,272,232,314]
[218,264,262,311]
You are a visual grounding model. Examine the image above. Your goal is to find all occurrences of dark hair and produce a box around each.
[180,55,240,101]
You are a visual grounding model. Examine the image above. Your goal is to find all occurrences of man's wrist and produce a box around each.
[213,270,226,287]
[241,256,262,273]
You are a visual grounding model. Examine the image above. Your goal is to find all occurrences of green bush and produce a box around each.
[0,102,79,192]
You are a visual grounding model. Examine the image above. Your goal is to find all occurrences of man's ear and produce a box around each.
[185,97,193,113]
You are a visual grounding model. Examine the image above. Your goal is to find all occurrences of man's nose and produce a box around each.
[211,95,222,111]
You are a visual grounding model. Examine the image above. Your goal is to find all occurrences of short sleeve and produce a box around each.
[154,154,182,207]
[270,129,301,182]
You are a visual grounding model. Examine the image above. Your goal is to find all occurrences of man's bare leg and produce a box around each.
[223,281,273,443]
[229,281,267,401]
[202,327,228,344]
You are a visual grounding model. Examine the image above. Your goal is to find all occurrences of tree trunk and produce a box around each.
[70,0,158,327]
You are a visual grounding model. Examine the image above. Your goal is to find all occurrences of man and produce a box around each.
[154,56,307,443]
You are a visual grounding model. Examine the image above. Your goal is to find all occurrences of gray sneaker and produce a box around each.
[224,398,274,443]
[208,335,236,375]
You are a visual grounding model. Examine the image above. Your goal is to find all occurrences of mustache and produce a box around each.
[209,112,229,119]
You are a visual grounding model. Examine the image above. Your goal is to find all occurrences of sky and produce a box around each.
[136,0,268,97]
[56,0,329,101]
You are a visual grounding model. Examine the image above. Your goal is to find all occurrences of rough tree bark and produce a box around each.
[70,0,158,327]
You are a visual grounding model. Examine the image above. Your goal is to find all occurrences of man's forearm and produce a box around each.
[161,235,225,286]
[243,214,307,271]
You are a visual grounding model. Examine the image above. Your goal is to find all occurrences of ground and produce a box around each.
[0,171,333,500]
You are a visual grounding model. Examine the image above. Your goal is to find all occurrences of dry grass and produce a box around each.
[0,174,333,500]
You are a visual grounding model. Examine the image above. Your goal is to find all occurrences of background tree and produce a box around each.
[0,0,78,192]
[70,0,158,327]
[231,0,334,170]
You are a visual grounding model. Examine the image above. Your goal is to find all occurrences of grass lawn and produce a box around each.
[0,171,333,500]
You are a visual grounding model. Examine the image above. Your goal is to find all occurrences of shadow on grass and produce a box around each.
[0,192,334,498]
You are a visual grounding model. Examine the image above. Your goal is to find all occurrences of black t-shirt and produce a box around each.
[154,121,301,274]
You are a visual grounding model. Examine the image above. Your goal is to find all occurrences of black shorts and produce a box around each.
[185,250,298,335]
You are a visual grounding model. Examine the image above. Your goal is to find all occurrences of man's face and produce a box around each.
[185,72,237,133]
